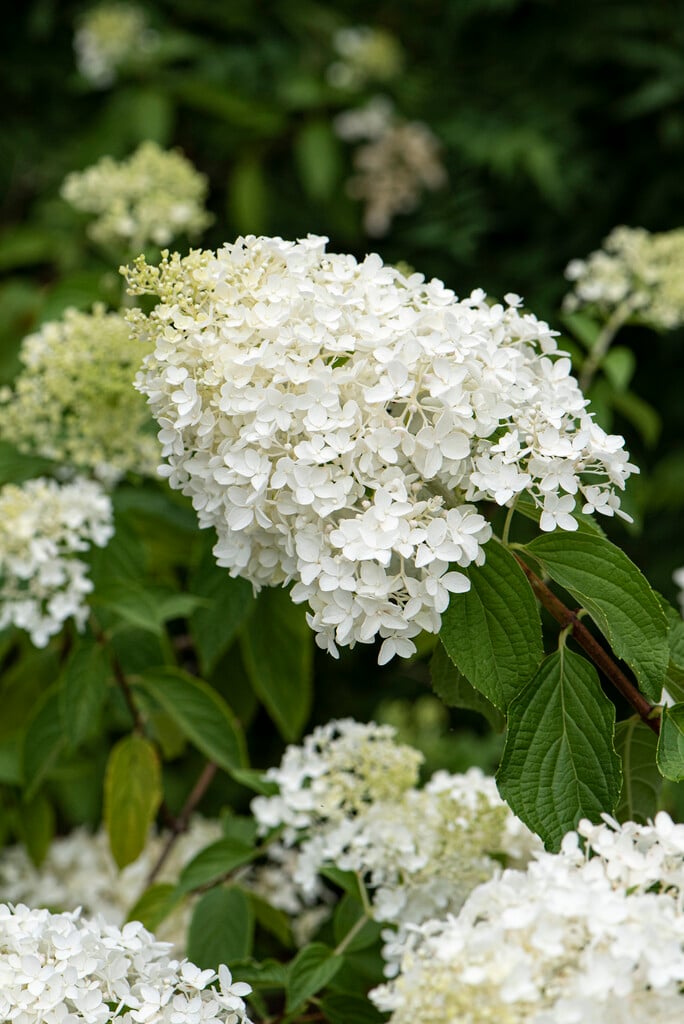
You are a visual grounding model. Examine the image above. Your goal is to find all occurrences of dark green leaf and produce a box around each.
[497,649,622,850]
[241,588,313,740]
[333,894,382,953]
[104,735,162,868]
[248,891,293,947]
[614,717,662,823]
[430,641,505,729]
[59,639,110,748]
[188,886,254,969]
[321,993,384,1024]
[294,119,341,201]
[286,943,344,1013]
[439,539,543,710]
[177,838,257,894]
[657,704,684,781]
[126,883,181,932]
[23,688,67,799]
[230,767,279,797]
[190,543,255,674]
[136,668,246,773]
[19,793,55,867]
[526,532,669,702]
[229,158,268,235]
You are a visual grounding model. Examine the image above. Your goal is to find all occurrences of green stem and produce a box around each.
[578,299,635,392]
[333,911,371,956]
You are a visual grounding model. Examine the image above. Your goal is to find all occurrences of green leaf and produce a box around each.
[229,158,268,235]
[286,943,344,1013]
[59,639,110,748]
[248,891,293,947]
[241,588,313,740]
[19,793,55,867]
[190,543,255,674]
[104,735,162,869]
[23,688,67,799]
[320,993,384,1024]
[657,704,684,781]
[136,668,246,773]
[439,539,543,710]
[228,958,288,989]
[526,532,669,702]
[187,886,254,969]
[294,119,341,201]
[602,346,636,392]
[230,767,278,797]
[430,641,505,729]
[560,311,601,351]
[610,391,661,447]
[0,440,53,487]
[333,894,382,953]
[176,837,257,894]
[497,649,622,850]
[614,717,662,823]
[92,583,204,636]
[126,883,181,932]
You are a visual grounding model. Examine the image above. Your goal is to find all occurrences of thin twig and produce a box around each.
[512,552,660,734]
[146,761,218,885]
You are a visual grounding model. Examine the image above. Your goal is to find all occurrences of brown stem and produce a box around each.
[146,761,218,885]
[513,552,660,735]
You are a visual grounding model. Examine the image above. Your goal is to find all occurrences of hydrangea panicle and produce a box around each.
[0,305,158,483]
[74,3,156,88]
[0,476,113,646]
[124,235,636,663]
[371,814,684,1023]
[0,903,252,1023]
[62,141,211,252]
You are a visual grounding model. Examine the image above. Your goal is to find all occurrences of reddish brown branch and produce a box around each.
[513,553,660,735]
[146,761,218,885]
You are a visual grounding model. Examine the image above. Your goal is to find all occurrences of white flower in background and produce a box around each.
[674,567,684,617]
[252,720,540,972]
[327,26,403,90]
[564,225,684,330]
[0,477,113,646]
[0,903,251,1023]
[0,819,222,955]
[0,305,158,484]
[371,818,684,1023]
[252,719,424,837]
[74,3,157,88]
[334,98,446,235]
[125,236,636,662]
[62,141,212,252]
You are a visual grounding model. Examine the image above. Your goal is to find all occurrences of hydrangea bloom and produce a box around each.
[334,99,446,235]
[0,903,251,1023]
[74,3,156,88]
[674,567,684,617]
[327,27,403,90]
[564,225,684,330]
[0,306,158,484]
[252,720,540,969]
[0,818,222,954]
[371,818,684,1023]
[0,476,113,646]
[125,235,636,662]
[62,141,211,252]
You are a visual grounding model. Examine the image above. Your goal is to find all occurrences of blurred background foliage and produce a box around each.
[1,0,684,788]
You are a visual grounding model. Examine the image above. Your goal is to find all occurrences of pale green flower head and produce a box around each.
[61,141,212,253]
[564,225,684,330]
[328,26,404,90]
[74,3,155,88]
[0,305,159,484]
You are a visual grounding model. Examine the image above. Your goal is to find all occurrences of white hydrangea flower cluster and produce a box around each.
[125,235,636,662]
[0,903,251,1023]
[74,3,156,88]
[674,567,684,617]
[0,305,158,484]
[0,818,222,955]
[0,477,113,647]
[252,719,540,964]
[564,225,684,330]
[62,141,212,253]
[327,27,403,90]
[371,814,684,1024]
[334,98,447,235]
